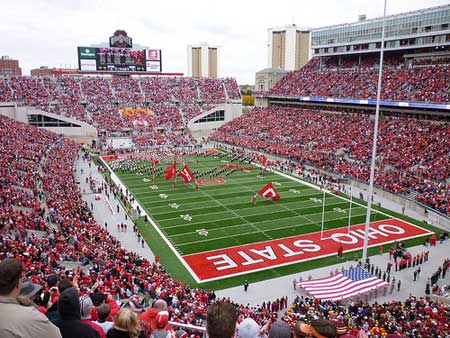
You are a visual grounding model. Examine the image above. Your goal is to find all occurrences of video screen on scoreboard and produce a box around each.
[78,47,162,72]
[97,48,146,72]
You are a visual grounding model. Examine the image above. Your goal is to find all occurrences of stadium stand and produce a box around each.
[209,107,450,215]
[1,31,450,338]
[268,54,450,104]
[283,294,450,338]
[0,76,241,144]
[0,112,449,338]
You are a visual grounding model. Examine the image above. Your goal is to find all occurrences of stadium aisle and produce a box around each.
[74,155,156,263]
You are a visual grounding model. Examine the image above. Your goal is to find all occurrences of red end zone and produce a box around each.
[182,219,432,282]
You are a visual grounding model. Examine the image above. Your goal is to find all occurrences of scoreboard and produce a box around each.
[77,46,162,73]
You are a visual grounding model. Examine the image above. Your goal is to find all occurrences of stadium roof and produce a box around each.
[257,67,288,74]
[313,4,450,31]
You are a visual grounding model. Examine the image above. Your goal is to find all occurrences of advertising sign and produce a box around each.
[79,59,97,71]
[78,47,97,59]
[146,60,161,72]
[146,49,161,61]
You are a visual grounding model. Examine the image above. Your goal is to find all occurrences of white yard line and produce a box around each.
[175,211,369,247]
[157,198,348,222]
[167,209,367,237]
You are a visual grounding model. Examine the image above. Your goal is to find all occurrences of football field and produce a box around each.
[107,151,435,288]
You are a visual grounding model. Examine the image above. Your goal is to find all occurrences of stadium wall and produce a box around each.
[255,97,269,108]
[0,102,18,120]
[188,103,242,140]
[0,104,97,143]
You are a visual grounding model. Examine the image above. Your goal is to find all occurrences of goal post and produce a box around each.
[320,186,353,240]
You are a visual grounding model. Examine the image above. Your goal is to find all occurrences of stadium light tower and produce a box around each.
[362,0,387,264]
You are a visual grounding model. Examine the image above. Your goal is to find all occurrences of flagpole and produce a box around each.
[362,0,387,264]
[320,189,326,240]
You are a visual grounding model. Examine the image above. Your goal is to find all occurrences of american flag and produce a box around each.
[298,267,387,301]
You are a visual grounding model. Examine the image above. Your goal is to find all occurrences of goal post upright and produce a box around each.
[347,185,353,235]
[320,189,326,240]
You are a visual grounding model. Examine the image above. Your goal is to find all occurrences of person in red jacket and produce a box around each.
[90,293,119,322]
[337,244,344,259]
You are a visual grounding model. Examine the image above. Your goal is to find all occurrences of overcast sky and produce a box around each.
[1,0,448,84]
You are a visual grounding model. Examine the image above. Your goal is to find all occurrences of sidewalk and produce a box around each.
[75,155,155,263]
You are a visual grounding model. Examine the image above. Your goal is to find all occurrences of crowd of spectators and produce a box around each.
[0,114,449,338]
[0,76,241,142]
[209,107,450,214]
[283,295,450,338]
[269,54,450,103]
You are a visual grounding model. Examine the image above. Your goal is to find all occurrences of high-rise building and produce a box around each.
[267,25,311,71]
[311,4,450,57]
[0,56,22,76]
[187,43,220,78]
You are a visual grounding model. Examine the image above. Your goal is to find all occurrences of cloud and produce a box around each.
[2,0,449,84]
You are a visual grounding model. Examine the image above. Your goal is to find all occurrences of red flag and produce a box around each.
[260,155,268,165]
[177,165,195,184]
[165,162,177,180]
[257,182,280,201]
[152,159,159,169]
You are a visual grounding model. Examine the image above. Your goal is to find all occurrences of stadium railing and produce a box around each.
[168,321,206,333]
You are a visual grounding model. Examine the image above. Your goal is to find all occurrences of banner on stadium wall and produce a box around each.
[256,94,450,111]
[119,108,152,117]
[182,219,432,282]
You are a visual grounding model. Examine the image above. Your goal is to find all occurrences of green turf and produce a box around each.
[107,152,443,290]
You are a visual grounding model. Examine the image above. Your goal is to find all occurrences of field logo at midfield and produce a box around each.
[196,178,226,186]
[182,219,432,282]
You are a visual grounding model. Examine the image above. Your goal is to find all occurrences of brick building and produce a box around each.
[0,56,22,76]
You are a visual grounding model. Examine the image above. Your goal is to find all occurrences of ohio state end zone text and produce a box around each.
[182,219,432,282]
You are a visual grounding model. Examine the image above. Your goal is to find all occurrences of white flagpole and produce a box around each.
[320,189,326,239]
[362,0,387,263]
